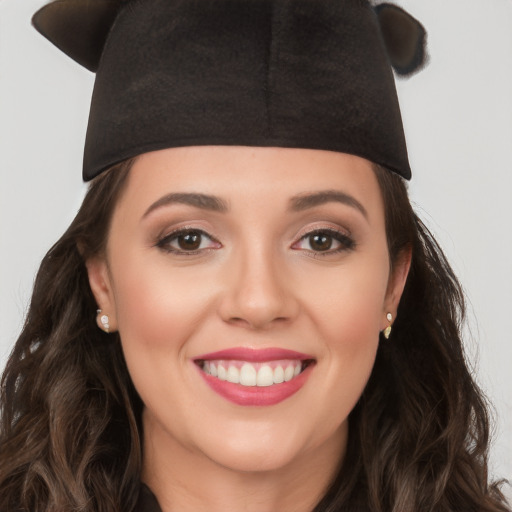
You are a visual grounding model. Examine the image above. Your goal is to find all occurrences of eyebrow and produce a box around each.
[289,190,368,219]
[143,192,229,218]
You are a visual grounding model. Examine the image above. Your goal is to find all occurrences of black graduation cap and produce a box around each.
[33,0,427,181]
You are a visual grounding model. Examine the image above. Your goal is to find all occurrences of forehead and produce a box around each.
[117,146,384,217]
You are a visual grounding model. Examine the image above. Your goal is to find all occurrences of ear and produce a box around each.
[382,246,412,328]
[375,3,428,77]
[32,0,123,72]
[85,256,118,332]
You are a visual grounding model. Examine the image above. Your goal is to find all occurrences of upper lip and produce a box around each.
[194,347,314,362]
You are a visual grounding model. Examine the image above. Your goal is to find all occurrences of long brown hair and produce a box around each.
[313,166,510,512]
[0,161,509,512]
[0,160,140,512]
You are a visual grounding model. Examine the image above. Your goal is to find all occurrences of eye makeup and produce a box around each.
[292,228,356,255]
[155,227,222,255]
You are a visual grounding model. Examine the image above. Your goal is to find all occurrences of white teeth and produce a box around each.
[227,366,239,383]
[256,365,274,387]
[217,365,227,381]
[273,366,284,384]
[284,365,295,381]
[201,359,308,387]
[239,363,257,386]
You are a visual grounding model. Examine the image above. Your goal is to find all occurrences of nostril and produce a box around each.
[217,269,300,329]
[227,317,250,327]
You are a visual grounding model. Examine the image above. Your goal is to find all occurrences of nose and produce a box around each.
[218,246,299,330]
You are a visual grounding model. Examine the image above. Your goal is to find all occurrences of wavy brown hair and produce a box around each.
[0,160,509,512]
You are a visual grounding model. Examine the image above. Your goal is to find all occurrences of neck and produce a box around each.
[141,411,347,512]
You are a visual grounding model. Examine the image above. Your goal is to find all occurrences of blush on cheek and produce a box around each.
[114,271,182,345]
[311,262,388,337]
[319,297,383,353]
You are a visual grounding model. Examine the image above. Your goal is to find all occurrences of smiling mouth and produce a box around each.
[196,359,314,387]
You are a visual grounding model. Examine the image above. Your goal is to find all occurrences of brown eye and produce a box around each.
[292,228,355,254]
[177,232,202,251]
[157,229,221,254]
[309,233,333,251]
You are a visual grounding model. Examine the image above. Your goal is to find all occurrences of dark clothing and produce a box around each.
[134,485,162,512]
[133,484,371,512]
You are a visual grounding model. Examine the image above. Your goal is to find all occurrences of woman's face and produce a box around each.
[88,146,409,476]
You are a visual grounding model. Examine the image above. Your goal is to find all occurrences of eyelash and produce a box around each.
[293,228,356,256]
[156,228,221,255]
[155,227,355,256]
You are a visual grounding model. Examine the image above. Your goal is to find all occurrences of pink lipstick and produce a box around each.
[194,348,315,406]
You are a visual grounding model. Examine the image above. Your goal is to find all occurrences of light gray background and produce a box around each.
[1,0,511,488]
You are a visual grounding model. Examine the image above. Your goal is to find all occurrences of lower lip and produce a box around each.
[196,363,314,406]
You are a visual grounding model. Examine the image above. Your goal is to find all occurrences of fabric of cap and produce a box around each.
[83,0,412,181]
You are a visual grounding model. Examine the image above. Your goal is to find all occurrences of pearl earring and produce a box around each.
[97,309,110,333]
[383,312,392,339]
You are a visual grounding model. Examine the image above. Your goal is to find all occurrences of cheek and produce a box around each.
[306,256,389,347]
[110,253,217,357]
[109,255,221,422]
[300,253,388,411]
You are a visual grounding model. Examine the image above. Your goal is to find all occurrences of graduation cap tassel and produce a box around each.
[375,3,428,77]
[31,0,429,182]
[32,0,123,72]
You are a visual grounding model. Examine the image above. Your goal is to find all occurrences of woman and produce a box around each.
[0,0,510,511]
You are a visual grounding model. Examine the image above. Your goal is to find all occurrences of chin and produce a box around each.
[205,442,307,474]
[197,417,347,475]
